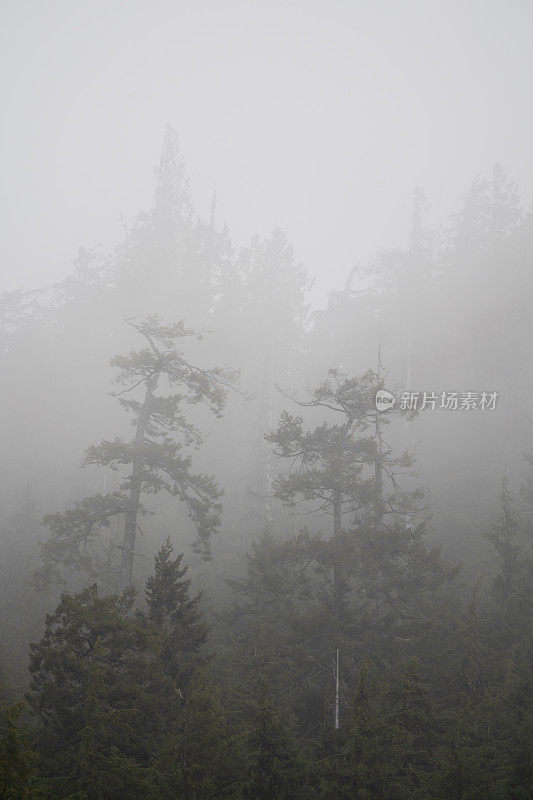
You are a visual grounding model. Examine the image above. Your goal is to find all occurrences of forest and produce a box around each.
[0,119,531,798]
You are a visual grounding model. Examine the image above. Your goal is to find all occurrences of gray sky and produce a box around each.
[2,0,532,306]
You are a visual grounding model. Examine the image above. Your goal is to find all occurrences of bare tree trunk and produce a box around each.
[121,370,160,588]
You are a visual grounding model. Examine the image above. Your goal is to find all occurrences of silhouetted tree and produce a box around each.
[40,316,238,587]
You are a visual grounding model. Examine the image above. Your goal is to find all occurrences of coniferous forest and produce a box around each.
[1,5,533,799]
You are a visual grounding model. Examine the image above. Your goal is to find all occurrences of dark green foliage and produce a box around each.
[388,658,438,793]
[146,537,207,684]
[145,541,239,799]
[27,585,160,798]
[247,673,301,800]
[155,670,237,800]
[25,543,235,799]
[0,700,44,799]
[338,660,394,800]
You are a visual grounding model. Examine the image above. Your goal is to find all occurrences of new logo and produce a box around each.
[375,390,396,412]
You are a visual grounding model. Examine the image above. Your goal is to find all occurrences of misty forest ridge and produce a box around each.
[0,3,532,798]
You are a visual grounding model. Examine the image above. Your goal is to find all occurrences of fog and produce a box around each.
[1,3,532,798]
[3,1,533,303]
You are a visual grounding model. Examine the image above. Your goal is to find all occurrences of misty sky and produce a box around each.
[2,0,532,306]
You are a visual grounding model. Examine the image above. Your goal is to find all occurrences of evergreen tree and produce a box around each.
[146,538,207,685]
[40,316,238,588]
[266,367,425,610]
[146,541,239,799]
[488,474,520,603]
[388,658,438,797]
[27,585,160,799]
[247,672,301,800]
[155,669,237,800]
[311,658,392,800]
[0,699,44,799]
[255,367,456,735]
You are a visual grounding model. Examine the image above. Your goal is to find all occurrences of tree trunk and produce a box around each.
[374,415,384,532]
[121,370,160,587]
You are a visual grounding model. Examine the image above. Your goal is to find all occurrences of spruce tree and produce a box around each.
[146,538,207,685]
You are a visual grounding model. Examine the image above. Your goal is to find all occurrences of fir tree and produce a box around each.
[145,538,207,685]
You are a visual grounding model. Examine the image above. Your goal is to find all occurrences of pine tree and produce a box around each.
[260,367,456,738]
[40,316,238,588]
[266,368,421,610]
